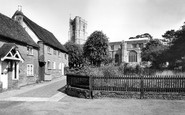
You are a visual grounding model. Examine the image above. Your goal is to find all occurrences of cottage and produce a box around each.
[0,13,39,89]
[12,9,68,81]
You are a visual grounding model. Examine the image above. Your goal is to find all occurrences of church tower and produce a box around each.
[69,16,87,45]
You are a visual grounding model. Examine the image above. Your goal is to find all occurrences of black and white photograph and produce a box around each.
[0,0,185,114]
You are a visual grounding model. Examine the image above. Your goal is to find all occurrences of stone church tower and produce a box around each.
[69,16,87,45]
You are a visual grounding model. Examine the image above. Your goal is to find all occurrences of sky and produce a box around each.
[0,0,185,44]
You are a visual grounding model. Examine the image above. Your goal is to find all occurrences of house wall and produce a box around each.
[44,44,68,80]
[18,44,39,87]
[21,19,68,81]
[0,39,39,88]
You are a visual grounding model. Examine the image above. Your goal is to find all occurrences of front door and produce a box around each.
[0,61,8,89]
[1,73,8,89]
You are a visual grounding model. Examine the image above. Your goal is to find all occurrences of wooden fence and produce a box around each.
[66,74,185,98]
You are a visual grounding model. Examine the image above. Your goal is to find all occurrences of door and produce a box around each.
[0,61,8,89]
[1,72,8,89]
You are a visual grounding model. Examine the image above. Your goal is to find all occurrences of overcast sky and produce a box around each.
[1,0,185,44]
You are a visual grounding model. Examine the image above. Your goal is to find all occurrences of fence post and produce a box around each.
[89,76,93,99]
[140,75,144,99]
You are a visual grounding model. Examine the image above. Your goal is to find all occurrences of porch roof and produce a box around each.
[0,43,24,62]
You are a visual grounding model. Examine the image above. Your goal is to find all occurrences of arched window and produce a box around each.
[115,54,119,63]
[129,51,137,62]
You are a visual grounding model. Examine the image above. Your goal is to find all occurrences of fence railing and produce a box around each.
[92,75,185,92]
[66,74,185,98]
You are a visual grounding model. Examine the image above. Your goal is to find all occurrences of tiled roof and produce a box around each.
[13,11,67,53]
[0,13,38,48]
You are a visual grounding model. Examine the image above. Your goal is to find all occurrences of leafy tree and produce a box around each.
[64,41,84,68]
[141,39,167,69]
[162,27,185,70]
[83,31,109,66]
[131,33,153,40]
[162,30,176,45]
[158,23,185,70]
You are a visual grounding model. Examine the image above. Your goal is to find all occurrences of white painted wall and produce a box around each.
[22,21,40,43]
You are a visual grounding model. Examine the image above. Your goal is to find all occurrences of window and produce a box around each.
[27,64,34,76]
[27,46,33,55]
[129,51,137,62]
[47,46,51,54]
[12,62,19,80]
[132,44,137,48]
[53,50,56,55]
[58,51,61,58]
[59,63,61,69]
[52,62,56,69]
[139,43,144,48]
[47,60,51,69]
[111,45,114,50]
[65,54,68,60]
[83,24,85,32]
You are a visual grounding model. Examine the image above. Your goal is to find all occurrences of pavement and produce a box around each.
[0,76,67,102]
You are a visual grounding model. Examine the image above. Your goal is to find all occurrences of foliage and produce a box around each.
[83,31,109,67]
[160,23,185,70]
[64,41,84,68]
[162,29,176,44]
[130,33,153,40]
[141,39,167,69]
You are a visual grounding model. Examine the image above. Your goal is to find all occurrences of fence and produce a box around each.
[66,74,185,98]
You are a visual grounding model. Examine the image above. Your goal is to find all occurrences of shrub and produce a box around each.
[102,65,119,77]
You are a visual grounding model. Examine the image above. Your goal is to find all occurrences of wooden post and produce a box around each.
[89,76,93,99]
[140,75,144,99]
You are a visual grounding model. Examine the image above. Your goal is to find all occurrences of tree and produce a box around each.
[159,23,185,70]
[131,33,153,40]
[162,30,176,45]
[141,39,167,69]
[64,41,84,68]
[83,31,109,66]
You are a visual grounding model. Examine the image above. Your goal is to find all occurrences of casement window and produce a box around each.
[52,62,56,69]
[47,46,51,54]
[59,63,61,69]
[47,60,51,69]
[27,46,33,55]
[27,64,34,76]
[65,54,67,60]
[58,51,61,58]
[12,62,19,80]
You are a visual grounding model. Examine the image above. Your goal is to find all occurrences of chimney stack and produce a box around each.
[18,5,22,12]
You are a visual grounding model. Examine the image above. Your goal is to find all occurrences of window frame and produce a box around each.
[27,64,34,76]
[47,46,51,54]
[52,61,56,69]
[27,46,33,55]
[129,50,137,62]
[47,60,51,70]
